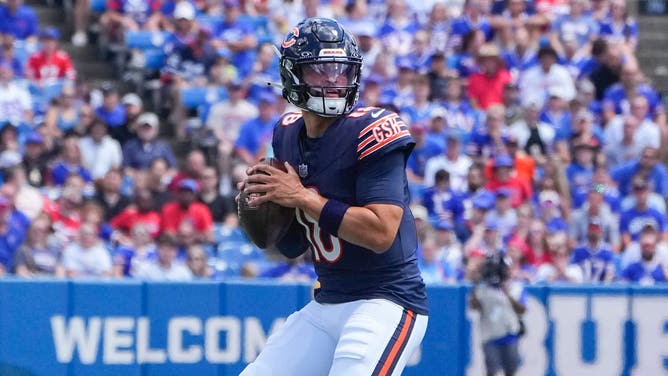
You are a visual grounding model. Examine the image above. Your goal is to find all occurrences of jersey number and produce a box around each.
[295,208,343,263]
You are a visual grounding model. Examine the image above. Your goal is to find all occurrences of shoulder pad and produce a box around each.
[354,108,412,160]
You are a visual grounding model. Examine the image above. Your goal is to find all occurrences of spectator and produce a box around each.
[206,81,258,175]
[99,0,153,42]
[94,169,131,222]
[566,141,596,200]
[110,188,161,240]
[424,135,472,191]
[0,37,24,77]
[168,149,207,192]
[95,83,127,133]
[599,0,638,53]
[434,219,464,272]
[21,131,49,188]
[501,27,538,79]
[621,224,667,284]
[44,174,85,242]
[198,166,233,223]
[467,43,512,110]
[161,179,213,243]
[448,0,493,52]
[426,53,452,101]
[485,154,531,208]
[519,45,575,108]
[120,93,143,144]
[486,188,518,240]
[348,21,380,73]
[460,189,495,241]
[62,221,113,278]
[0,63,32,126]
[619,176,666,248]
[0,195,26,275]
[44,84,87,137]
[122,112,178,173]
[234,92,279,166]
[418,233,455,284]
[26,27,76,86]
[406,123,443,189]
[589,39,622,100]
[401,75,438,126]
[79,118,123,180]
[550,0,599,57]
[570,217,616,282]
[508,100,555,157]
[213,0,258,78]
[187,244,212,279]
[49,136,93,186]
[465,217,505,256]
[506,237,535,283]
[525,219,551,267]
[440,78,477,136]
[604,115,644,168]
[244,43,279,102]
[569,185,620,250]
[611,146,668,197]
[602,61,664,124]
[620,223,668,271]
[422,169,465,228]
[112,222,157,277]
[0,0,39,42]
[451,29,486,78]
[535,232,583,283]
[13,213,64,278]
[377,0,419,57]
[132,233,192,280]
[502,83,523,126]
[145,157,174,209]
[469,105,509,160]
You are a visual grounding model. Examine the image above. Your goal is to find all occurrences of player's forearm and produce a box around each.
[296,191,400,254]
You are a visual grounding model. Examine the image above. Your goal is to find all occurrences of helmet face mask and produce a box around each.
[279,17,363,117]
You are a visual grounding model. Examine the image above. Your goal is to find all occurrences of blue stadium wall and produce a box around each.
[0,280,666,376]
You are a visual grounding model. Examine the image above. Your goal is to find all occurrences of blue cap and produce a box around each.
[546,218,568,233]
[496,187,513,198]
[26,131,43,144]
[39,27,61,40]
[396,58,415,71]
[258,91,277,105]
[433,219,454,231]
[178,179,200,192]
[493,154,514,168]
[484,217,498,230]
[472,191,496,210]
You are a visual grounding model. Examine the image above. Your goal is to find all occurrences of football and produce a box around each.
[237,158,295,249]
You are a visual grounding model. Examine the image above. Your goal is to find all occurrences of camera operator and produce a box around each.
[469,248,527,376]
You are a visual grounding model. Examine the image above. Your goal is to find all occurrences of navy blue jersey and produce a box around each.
[272,107,428,315]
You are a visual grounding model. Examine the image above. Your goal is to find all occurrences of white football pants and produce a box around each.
[239,298,428,376]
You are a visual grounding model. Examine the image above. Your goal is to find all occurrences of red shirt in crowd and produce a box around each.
[160,201,213,234]
[466,69,511,110]
[26,50,76,84]
[109,207,162,239]
[486,177,532,208]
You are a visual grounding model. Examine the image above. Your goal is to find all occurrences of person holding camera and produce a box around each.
[469,245,527,376]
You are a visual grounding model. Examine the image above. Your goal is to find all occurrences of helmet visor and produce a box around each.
[301,62,359,87]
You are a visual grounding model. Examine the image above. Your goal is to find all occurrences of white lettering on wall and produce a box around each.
[243,317,285,363]
[51,316,101,364]
[631,297,668,376]
[168,317,202,363]
[205,317,240,363]
[103,317,134,364]
[136,317,166,363]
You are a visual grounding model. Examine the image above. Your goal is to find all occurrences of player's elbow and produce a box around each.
[367,230,398,254]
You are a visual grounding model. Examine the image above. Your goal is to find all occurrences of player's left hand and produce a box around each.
[244,162,306,208]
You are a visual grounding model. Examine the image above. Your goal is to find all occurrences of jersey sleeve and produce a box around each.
[356,148,409,207]
[355,109,414,161]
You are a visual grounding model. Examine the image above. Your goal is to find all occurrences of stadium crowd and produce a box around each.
[0,0,666,284]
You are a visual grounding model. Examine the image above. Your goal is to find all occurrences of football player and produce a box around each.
[239,17,428,376]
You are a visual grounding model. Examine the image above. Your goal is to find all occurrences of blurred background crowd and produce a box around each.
[0,0,666,285]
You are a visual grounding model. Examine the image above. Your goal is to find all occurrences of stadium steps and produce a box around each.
[637,16,668,94]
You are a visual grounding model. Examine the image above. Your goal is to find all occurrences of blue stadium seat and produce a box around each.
[90,0,106,12]
[124,31,170,50]
[196,15,224,31]
[142,49,166,70]
[180,86,228,110]
[29,80,65,115]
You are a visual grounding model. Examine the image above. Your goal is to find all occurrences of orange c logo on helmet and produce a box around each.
[281,27,300,48]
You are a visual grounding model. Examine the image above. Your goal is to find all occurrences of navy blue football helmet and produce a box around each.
[278,17,362,117]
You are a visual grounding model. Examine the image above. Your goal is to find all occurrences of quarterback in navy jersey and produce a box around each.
[240,17,428,376]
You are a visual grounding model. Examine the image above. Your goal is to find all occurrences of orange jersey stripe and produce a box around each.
[358,130,411,160]
[378,310,415,376]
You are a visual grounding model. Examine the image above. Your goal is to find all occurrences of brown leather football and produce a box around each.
[237,158,295,249]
